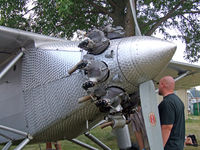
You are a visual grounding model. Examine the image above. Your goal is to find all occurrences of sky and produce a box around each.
[170,39,187,62]
[172,40,200,90]
[154,28,200,65]
[154,29,200,90]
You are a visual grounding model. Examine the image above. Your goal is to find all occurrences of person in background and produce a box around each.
[158,76,185,150]
[46,141,62,150]
[130,104,150,150]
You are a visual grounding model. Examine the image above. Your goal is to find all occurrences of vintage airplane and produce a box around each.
[1,1,200,150]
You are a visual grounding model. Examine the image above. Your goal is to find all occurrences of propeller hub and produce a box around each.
[117,36,177,85]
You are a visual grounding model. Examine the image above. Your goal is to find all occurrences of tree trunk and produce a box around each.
[108,0,135,37]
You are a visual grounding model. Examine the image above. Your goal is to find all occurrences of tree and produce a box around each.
[0,0,30,30]
[0,0,199,62]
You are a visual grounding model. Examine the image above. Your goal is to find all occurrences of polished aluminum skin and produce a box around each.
[0,26,176,144]
[117,36,176,86]
[26,36,176,143]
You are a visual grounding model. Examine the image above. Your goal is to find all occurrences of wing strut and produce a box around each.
[0,49,24,80]
[174,71,190,82]
[0,125,32,150]
[84,132,111,150]
[139,80,163,150]
[2,141,12,150]
[69,139,98,150]
[69,131,111,150]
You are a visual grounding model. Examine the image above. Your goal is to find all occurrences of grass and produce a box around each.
[184,115,200,150]
[1,115,200,150]
[0,127,118,150]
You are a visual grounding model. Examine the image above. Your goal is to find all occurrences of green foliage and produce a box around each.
[29,0,110,38]
[137,0,199,62]
[0,0,199,61]
[0,0,29,30]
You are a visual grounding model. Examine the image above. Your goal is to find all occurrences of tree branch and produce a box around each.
[85,0,110,15]
[145,9,199,28]
[181,14,197,30]
[183,10,200,14]
[107,0,119,9]
[146,0,186,36]
[22,6,37,17]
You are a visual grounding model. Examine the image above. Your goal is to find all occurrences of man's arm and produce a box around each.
[161,124,173,147]
[134,131,145,150]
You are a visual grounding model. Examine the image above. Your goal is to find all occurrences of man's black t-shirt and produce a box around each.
[158,93,185,150]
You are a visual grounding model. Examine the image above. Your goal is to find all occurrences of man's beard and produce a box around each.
[158,90,162,96]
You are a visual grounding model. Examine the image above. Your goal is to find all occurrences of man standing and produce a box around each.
[158,76,185,150]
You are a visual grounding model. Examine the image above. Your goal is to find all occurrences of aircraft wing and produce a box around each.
[0,26,67,71]
[154,60,200,89]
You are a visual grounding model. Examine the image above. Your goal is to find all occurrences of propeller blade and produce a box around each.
[139,80,163,150]
[129,0,142,36]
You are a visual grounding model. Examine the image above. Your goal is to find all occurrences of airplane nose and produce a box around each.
[117,36,176,85]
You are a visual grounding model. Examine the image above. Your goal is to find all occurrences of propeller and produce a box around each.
[103,1,164,150]
[130,0,164,149]
[129,0,142,36]
[140,80,164,150]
